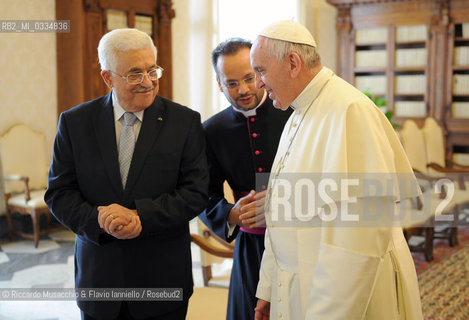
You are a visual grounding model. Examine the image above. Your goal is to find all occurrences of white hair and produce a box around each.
[97,28,157,71]
[265,37,320,69]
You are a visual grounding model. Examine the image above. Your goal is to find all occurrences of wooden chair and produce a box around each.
[187,224,233,319]
[192,181,235,288]
[422,117,469,196]
[421,117,469,242]
[400,119,469,209]
[0,125,56,247]
[422,117,469,174]
[399,120,464,257]
[399,179,458,261]
[400,193,436,262]
[192,219,234,287]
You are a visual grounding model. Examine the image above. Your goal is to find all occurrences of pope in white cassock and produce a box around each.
[250,21,423,320]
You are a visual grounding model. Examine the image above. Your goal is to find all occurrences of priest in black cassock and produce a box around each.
[200,38,292,320]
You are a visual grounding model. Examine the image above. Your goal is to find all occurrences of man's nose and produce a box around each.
[238,80,250,94]
[141,73,154,86]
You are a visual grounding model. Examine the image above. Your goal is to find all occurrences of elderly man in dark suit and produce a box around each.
[45,28,208,320]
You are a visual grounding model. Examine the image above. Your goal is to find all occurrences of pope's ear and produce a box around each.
[288,52,302,78]
[101,70,113,89]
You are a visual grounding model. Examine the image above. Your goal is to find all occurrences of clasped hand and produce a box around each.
[229,190,266,229]
[255,299,270,320]
[97,203,142,239]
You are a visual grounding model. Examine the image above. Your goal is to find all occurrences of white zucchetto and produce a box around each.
[259,20,317,47]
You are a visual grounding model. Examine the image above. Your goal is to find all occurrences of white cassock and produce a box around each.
[256,67,423,319]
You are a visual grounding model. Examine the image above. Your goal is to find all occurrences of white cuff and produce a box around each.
[226,221,237,238]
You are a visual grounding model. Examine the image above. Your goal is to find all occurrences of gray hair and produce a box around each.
[97,28,157,71]
[265,37,320,69]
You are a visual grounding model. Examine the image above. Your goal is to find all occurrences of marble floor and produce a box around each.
[3,213,467,320]
[0,219,228,320]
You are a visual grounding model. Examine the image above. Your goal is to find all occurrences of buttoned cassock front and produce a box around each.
[201,98,291,320]
[256,67,423,319]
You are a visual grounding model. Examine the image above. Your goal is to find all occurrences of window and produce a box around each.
[216,1,298,42]
[213,0,299,111]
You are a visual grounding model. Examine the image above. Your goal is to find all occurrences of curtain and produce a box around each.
[171,0,219,121]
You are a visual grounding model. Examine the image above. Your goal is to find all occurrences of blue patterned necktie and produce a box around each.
[119,112,138,188]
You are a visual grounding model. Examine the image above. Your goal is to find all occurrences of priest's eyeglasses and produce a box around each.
[109,66,164,85]
[223,75,255,89]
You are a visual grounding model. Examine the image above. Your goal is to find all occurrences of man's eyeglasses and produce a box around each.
[223,76,255,89]
[109,66,164,85]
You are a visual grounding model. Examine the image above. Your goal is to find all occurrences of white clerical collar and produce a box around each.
[291,67,332,110]
[112,90,144,123]
[232,90,268,117]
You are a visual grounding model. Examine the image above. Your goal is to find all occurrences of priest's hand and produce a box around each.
[239,190,266,228]
[255,299,270,320]
[228,190,257,228]
[98,204,138,235]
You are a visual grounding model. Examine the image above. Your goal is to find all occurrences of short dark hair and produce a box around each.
[211,38,252,79]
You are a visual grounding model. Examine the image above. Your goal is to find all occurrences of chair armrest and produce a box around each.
[4,174,31,201]
[427,162,469,173]
[415,173,454,200]
[446,159,469,170]
[4,174,27,181]
[190,234,234,258]
[202,227,235,250]
[414,171,446,184]
[423,165,469,190]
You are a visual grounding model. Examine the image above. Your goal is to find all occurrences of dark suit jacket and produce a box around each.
[44,92,208,319]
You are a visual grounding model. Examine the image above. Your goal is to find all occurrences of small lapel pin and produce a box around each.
[157,117,163,121]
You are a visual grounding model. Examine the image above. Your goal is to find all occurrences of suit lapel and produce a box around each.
[93,93,124,198]
[124,96,166,196]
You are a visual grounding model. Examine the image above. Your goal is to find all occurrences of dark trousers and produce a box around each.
[81,301,188,320]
